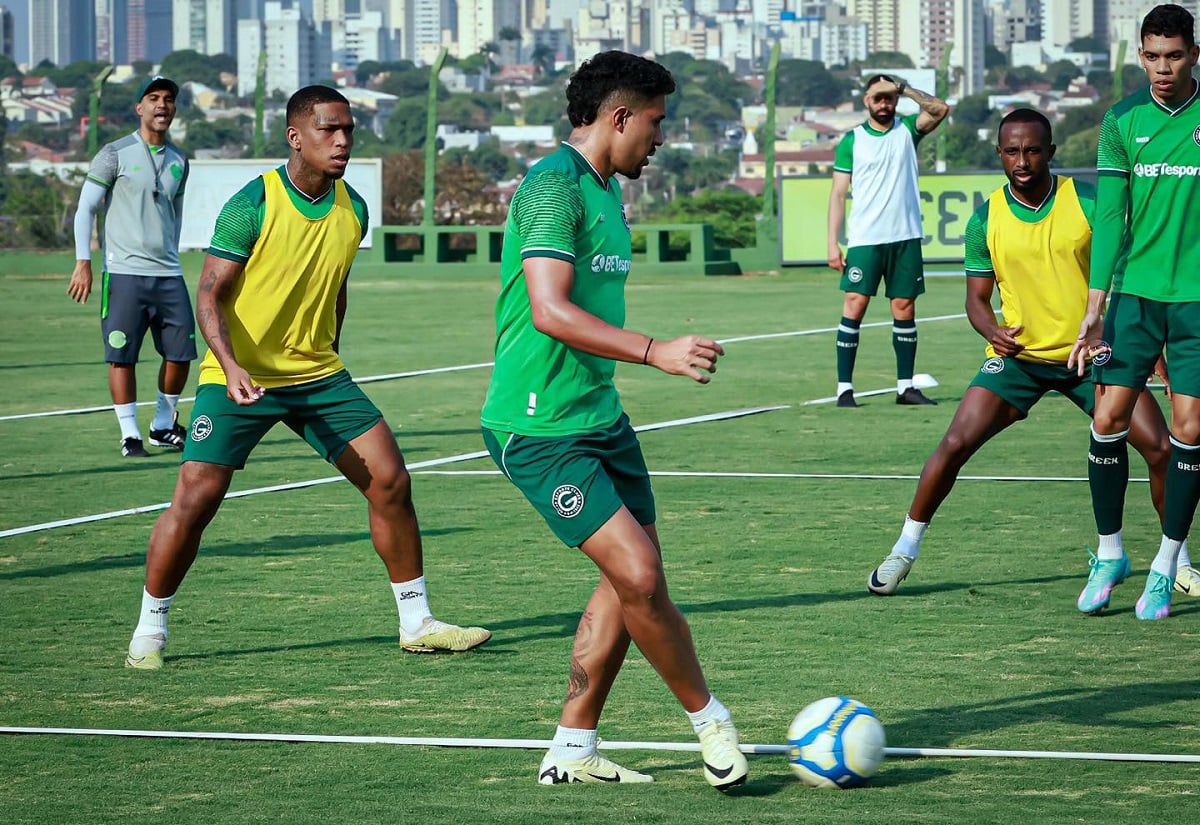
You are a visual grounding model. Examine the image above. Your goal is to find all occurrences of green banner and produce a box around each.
[779,172,1007,265]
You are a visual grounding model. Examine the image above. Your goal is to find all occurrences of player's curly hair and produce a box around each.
[997,108,1052,143]
[287,85,350,125]
[566,51,676,128]
[1142,3,1195,49]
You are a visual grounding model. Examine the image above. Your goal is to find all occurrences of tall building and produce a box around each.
[173,0,237,55]
[95,0,131,63]
[994,0,1041,49]
[238,0,331,96]
[142,0,173,62]
[1,5,15,61]
[31,0,95,66]
[1042,0,1096,47]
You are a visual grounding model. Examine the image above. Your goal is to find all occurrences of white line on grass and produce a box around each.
[0,315,967,422]
[0,406,786,539]
[1,726,1196,763]
[411,470,1151,484]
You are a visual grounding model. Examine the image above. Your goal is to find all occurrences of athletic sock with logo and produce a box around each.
[1163,436,1200,547]
[836,316,860,385]
[892,515,927,559]
[152,391,181,431]
[686,693,732,734]
[1088,426,1129,538]
[115,402,141,440]
[131,588,172,651]
[392,577,431,635]
[549,725,598,761]
[893,318,918,385]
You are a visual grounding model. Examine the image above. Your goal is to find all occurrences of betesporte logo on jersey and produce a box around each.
[1133,161,1200,177]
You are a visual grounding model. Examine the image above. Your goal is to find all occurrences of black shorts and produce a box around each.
[100,272,197,364]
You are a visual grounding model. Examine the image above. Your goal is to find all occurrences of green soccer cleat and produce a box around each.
[537,751,653,784]
[1174,564,1200,597]
[698,719,749,791]
[868,553,916,596]
[399,617,491,653]
[125,633,165,670]
[1135,571,1173,621]
[1076,549,1130,614]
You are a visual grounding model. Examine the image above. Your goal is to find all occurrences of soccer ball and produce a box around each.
[786,696,886,789]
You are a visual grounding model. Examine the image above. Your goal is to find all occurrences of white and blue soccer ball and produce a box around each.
[787,696,886,789]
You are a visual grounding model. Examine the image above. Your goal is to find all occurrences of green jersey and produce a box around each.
[1091,83,1200,301]
[481,143,632,436]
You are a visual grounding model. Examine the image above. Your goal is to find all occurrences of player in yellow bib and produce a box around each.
[866,109,1182,595]
[122,86,489,669]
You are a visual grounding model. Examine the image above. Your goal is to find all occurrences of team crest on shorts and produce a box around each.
[1091,342,1112,366]
[551,484,584,519]
[981,357,1005,374]
[847,266,864,284]
[190,415,214,441]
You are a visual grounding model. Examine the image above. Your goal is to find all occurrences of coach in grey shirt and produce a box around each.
[69,75,196,458]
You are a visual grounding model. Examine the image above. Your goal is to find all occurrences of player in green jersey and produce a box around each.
[1071,4,1200,619]
[480,51,748,790]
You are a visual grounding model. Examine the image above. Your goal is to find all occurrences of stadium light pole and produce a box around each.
[759,40,780,249]
[422,48,448,226]
[253,49,267,158]
[88,65,115,157]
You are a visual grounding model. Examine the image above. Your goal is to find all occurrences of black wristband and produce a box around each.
[642,338,654,365]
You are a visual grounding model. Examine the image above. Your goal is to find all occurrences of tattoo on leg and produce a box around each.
[566,611,594,701]
[567,657,589,702]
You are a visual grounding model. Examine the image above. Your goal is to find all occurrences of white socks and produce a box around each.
[131,588,173,652]
[549,725,599,761]
[837,382,853,396]
[392,577,431,635]
[115,402,140,440]
[152,391,181,431]
[891,515,927,559]
[686,694,731,734]
[1096,531,1124,561]
[1152,537,1183,579]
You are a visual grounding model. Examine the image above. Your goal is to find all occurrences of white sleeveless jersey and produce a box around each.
[833,114,925,248]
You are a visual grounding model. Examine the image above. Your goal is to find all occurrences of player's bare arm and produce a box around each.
[196,254,263,404]
[1068,287,1109,376]
[965,275,1023,357]
[67,259,93,303]
[332,278,348,354]
[524,256,723,384]
[826,171,851,271]
[903,84,951,133]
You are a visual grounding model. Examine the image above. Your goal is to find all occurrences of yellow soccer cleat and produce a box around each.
[1173,564,1200,597]
[537,751,653,784]
[125,633,165,670]
[399,617,491,653]
[698,719,749,791]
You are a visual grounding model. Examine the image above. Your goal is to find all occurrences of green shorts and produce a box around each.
[1096,293,1200,397]
[840,238,926,299]
[182,370,382,468]
[968,356,1093,418]
[482,413,656,548]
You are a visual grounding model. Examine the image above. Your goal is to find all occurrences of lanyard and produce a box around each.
[140,136,168,201]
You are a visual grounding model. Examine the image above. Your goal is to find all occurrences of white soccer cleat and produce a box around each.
[398,617,491,653]
[868,553,916,596]
[698,719,749,791]
[125,632,166,670]
[1174,564,1200,597]
[537,750,653,784]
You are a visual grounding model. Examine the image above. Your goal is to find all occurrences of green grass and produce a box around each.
[2,252,1198,824]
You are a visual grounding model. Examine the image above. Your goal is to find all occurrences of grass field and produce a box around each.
[1,251,1198,824]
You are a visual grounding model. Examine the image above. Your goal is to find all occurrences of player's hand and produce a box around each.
[1153,354,1171,400]
[988,325,1024,358]
[68,260,93,303]
[646,335,725,384]
[1067,310,1105,377]
[827,244,845,273]
[226,366,265,406]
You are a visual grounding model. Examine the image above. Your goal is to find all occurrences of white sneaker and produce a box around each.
[1174,564,1200,597]
[537,750,653,784]
[125,632,166,670]
[698,719,749,790]
[398,617,491,653]
[868,553,916,595]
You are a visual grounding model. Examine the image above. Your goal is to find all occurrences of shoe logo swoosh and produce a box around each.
[587,772,621,782]
[704,761,734,779]
[869,571,887,589]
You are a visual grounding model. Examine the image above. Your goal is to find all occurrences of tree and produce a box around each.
[940,122,997,170]
[862,51,914,69]
[381,151,424,224]
[1057,125,1101,168]
[1068,35,1106,53]
[644,190,760,249]
[159,50,224,88]
[522,88,567,126]
[952,92,996,130]
[1047,59,1083,90]
[183,115,251,153]
[776,59,850,107]
[985,44,1007,69]
[439,92,503,130]
[384,97,432,150]
[376,65,435,99]
[531,44,556,79]
[0,170,77,248]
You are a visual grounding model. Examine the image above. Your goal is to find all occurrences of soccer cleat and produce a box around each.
[149,416,187,450]
[1173,564,1200,597]
[1076,548,1131,614]
[121,437,149,458]
[537,751,653,784]
[399,617,491,653]
[698,719,749,791]
[896,387,938,405]
[867,553,916,596]
[836,389,859,408]
[1135,571,1173,620]
[125,633,165,670]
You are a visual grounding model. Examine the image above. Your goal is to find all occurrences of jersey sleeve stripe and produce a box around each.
[206,244,250,263]
[521,247,574,263]
[1097,167,1130,176]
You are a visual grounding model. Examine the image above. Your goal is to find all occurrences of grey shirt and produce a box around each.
[78,132,189,277]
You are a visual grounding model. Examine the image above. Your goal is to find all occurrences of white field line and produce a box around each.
[0,315,967,422]
[0,726,1197,764]
[0,406,785,539]
[411,470,1151,484]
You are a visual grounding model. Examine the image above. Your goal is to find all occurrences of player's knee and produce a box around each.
[614,562,667,606]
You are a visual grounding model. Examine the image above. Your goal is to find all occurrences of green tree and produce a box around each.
[531,44,556,79]
[776,59,849,106]
[376,65,435,99]
[159,50,224,88]
[1057,124,1101,168]
[0,170,76,248]
[862,51,914,69]
[183,115,251,153]
[985,44,1007,69]
[522,88,567,125]
[645,189,760,248]
[1047,59,1083,90]
[1068,35,1107,53]
[940,121,996,170]
[439,92,503,130]
[384,97,432,150]
[952,92,996,130]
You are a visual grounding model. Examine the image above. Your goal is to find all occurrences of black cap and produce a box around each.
[137,75,179,100]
